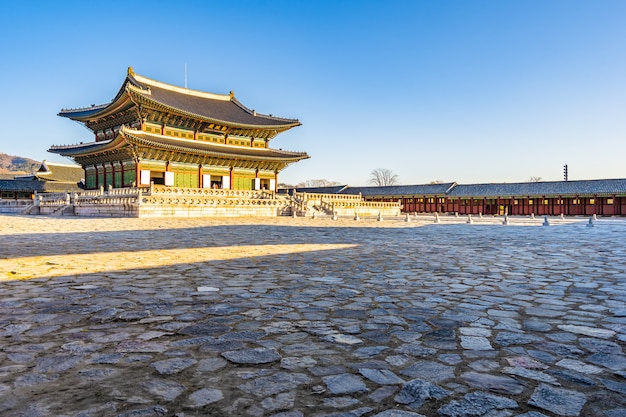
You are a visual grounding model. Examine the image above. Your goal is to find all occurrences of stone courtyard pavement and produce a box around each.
[0,214,625,417]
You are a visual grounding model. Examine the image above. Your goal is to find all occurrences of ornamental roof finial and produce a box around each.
[128,66,135,77]
[229,91,234,99]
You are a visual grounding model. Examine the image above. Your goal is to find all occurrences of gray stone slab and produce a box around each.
[116,340,168,353]
[502,367,560,385]
[323,373,368,394]
[528,383,586,416]
[143,379,186,401]
[359,368,405,385]
[322,396,360,408]
[34,354,84,373]
[395,343,437,357]
[600,378,626,395]
[438,391,518,416]
[556,359,603,374]
[578,338,623,354]
[400,360,456,382]
[353,346,389,358]
[394,378,450,409]
[115,405,168,417]
[151,358,197,375]
[557,324,615,338]
[197,357,227,372]
[185,387,224,408]
[369,386,398,402]
[495,332,543,347]
[460,336,493,350]
[262,392,296,411]
[239,371,311,397]
[221,347,281,364]
[371,411,427,417]
[177,321,232,336]
[460,372,525,395]
[587,353,626,370]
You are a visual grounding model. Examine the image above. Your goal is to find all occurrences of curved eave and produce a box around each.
[58,90,135,122]
[127,86,300,132]
[123,129,309,162]
[48,136,128,157]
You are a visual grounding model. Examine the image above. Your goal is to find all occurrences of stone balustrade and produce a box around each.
[149,184,274,200]
[29,185,400,217]
[140,195,289,208]
[295,192,362,202]
[0,200,33,214]
[38,192,70,206]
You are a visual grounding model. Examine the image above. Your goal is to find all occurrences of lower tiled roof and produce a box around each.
[0,179,82,193]
[448,179,626,197]
[294,179,626,199]
[342,183,457,197]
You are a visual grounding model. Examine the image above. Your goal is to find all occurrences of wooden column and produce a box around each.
[136,161,141,187]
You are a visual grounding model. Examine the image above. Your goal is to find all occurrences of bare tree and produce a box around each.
[368,168,399,186]
[528,176,543,182]
[295,179,342,188]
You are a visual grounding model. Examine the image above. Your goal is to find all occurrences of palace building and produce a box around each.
[298,178,626,217]
[0,161,83,200]
[49,68,309,191]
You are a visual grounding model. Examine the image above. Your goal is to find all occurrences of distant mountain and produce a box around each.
[0,153,41,174]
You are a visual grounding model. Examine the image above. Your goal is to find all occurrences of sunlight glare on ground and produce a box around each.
[2,243,358,281]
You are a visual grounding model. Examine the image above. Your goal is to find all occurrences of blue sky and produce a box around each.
[1,0,624,186]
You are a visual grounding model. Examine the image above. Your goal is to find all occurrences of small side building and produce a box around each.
[0,161,83,200]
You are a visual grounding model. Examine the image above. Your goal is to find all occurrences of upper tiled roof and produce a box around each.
[447,179,626,197]
[340,183,457,197]
[59,68,300,129]
[133,77,299,128]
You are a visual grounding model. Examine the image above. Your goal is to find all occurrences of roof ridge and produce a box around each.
[42,161,81,168]
[131,72,231,102]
